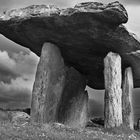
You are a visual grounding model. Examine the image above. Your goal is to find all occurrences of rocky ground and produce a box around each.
[0,119,140,140]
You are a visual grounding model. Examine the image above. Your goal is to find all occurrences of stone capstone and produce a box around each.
[31,43,88,127]
[0,1,140,89]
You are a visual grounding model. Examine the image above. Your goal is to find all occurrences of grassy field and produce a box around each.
[0,120,140,140]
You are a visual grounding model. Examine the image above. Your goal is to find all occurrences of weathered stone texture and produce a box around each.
[122,67,134,129]
[31,43,88,127]
[0,2,140,89]
[104,52,122,128]
[31,42,66,123]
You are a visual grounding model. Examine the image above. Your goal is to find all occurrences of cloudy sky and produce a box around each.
[0,0,140,120]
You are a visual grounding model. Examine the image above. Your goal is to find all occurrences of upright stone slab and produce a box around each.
[122,67,134,129]
[104,52,122,128]
[57,68,88,128]
[136,118,140,130]
[31,42,88,127]
[31,42,66,123]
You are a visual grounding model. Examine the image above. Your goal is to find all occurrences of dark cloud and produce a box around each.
[0,96,15,103]
[0,48,38,110]
[0,68,19,83]
[88,99,104,118]
[11,51,39,76]
[0,50,19,83]
[0,49,38,84]
[0,85,31,109]
[0,49,38,110]
[4,87,32,109]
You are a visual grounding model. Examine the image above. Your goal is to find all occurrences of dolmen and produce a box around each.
[0,1,140,129]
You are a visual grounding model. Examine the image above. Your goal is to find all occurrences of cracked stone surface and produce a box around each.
[0,1,140,89]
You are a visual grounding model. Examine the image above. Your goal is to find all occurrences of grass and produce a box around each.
[0,120,140,140]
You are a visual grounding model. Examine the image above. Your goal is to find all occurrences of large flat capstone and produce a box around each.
[0,1,140,89]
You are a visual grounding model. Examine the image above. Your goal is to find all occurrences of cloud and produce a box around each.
[0,69,18,83]
[0,75,33,109]
[0,49,39,109]
[0,70,38,109]
[0,48,39,80]
[0,51,20,83]
[0,81,31,109]
[0,51,15,69]
[12,51,39,78]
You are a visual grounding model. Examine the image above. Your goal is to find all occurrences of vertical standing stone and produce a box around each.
[122,67,134,129]
[57,68,88,128]
[104,52,122,128]
[31,42,88,127]
[136,118,140,130]
[31,42,66,123]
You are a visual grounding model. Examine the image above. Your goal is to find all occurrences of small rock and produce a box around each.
[10,111,30,124]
